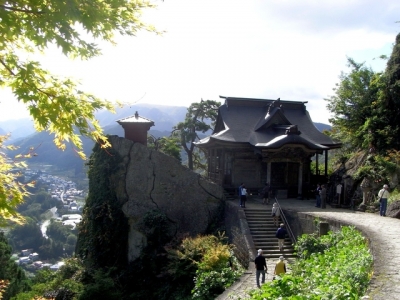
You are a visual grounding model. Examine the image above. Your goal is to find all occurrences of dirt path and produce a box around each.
[217,198,400,300]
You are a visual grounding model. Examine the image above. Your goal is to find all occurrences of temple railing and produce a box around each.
[274,197,297,244]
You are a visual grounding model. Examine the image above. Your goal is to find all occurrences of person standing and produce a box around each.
[378,184,390,217]
[336,183,343,205]
[274,256,287,277]
[271,203,280,226]
[320,184,327,209]
[315,184,321,207]
[262,182,270,205]
[241,185,247,208]
[238,183,243,207]
[276,223,287,251]
[254,249,267,288]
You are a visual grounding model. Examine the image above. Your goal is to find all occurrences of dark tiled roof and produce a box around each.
[116,111,154,125]
[196,97,340,149]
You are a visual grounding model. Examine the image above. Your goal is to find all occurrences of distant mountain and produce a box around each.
[0,118,35,141]
[314,122,331,132]
[4,104,332,173]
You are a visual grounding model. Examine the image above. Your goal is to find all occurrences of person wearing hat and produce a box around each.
[254,249,267,288]
[378,184,390,216]
[274,256,287,278]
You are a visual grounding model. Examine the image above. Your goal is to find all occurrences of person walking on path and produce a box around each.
[274,256,287,278]
[276,223,287,251]
[271,203,280,226]
[254,249,267,288]
[262,182,270,205]
[378,184,390,216]
[241,185,247,208]
[320,184,327,209]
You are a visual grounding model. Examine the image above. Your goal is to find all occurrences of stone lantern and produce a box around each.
[360,177,372,205]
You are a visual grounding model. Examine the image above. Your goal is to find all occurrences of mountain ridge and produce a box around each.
[3,104,331,172]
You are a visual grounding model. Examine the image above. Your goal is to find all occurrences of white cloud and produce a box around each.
[0,0,398,124]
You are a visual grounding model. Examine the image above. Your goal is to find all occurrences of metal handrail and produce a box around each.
[274,197,297,244]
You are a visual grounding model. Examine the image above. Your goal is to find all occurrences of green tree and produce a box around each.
[7,217,45,251]
[147,135,182,162]
[0,0,157,225]
[325,57,380,151]
[173,100,220,170]
[0,232,30,300]
[46,220,73,243]
[326,33,400,154]
[369,32,400,152]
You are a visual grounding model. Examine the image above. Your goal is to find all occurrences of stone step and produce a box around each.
[244,208,296,261]
[252,238,292,243]
[249,227,279,230]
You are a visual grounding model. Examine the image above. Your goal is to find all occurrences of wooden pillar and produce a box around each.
[324,150,328,177]
[316,153,319,175]
[298,162,303,198]
[267,162,271,185]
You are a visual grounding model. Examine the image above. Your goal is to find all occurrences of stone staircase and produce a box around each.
[244,208,296,259]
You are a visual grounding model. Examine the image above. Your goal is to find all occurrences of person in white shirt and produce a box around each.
[378,184,390,217]
[271,203,280,226]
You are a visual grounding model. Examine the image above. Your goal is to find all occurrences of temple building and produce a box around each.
[195,96,341,198]
[116,111,154,146]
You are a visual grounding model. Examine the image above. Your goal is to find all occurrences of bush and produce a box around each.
[166,233,244,300]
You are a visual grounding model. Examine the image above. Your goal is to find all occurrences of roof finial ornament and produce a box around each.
[135,111,139,119]
[286,125,300,135]
[267,97,282,114]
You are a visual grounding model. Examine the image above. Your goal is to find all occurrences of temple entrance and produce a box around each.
[271,162,299,198]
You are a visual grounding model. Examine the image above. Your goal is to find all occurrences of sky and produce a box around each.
[0,0,399,124]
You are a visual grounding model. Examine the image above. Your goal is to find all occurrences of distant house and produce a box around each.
[21,249,32,257]
[29,252,39,261]
[50,261,65,271]
[18,257,31,265]
[196,96,341,198]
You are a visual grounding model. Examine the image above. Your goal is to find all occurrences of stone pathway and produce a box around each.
[217,197,400,300]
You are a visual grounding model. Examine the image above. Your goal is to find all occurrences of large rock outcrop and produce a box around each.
[77,135,224,265]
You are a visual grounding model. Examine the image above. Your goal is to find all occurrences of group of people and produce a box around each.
[254,249,287,288]
[254,223,288,288]
[239,182,272,208]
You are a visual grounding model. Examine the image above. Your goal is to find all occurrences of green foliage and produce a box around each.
[310,160,334,176]
[147,135,182,162]
[0,135,31,225]
[326,58,380,152]
[0,232,30,300]
[76,141,128,270]
[45,220,77,257]
[0,0,157,225]
[173,99,221,170]
[138,210,172,249]
[7,217,44,251]
[351,153,396,184]
[249,226,373,300]
[77,268,123,300]
[326,34,400,156]
[13,258,84,300]
[168,233,244,300]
